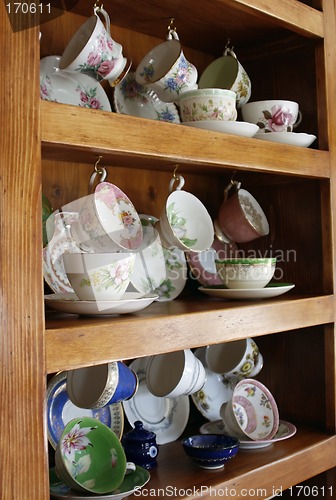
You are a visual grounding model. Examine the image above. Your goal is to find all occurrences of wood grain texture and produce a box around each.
[45,295,335,373]
[41,101,330,178]
[0,7,49,500]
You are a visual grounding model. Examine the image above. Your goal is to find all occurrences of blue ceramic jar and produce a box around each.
[122,421,158,469]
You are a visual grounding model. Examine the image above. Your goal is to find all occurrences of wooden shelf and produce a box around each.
[145,428,336,499]
[45,294,334,373]
[41,101,330,179]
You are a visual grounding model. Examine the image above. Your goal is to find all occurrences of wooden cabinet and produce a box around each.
[1,0,336,498]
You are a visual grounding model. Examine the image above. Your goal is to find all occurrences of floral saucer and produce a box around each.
[123,357,190,444]
[45,292,158,316]
[114,71,180,123]
[40,56,111,111]
[49,465,150,499]
[255,132,316,147]
[46,372,124,449]
[199,419,297,449]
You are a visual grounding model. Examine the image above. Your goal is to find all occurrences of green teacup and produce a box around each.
[55,417,134,494]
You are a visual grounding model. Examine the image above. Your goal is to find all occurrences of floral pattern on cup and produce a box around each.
[80,260,132,294]
[257,105,296,133]
[236,69,250,106]
[139,53,193,98]
[75,32,120,81]
[154,247,185,300]
[167,201,197,249]
[181,96,237,122]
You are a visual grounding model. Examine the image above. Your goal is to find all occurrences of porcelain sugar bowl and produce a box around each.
[122,420,159,470]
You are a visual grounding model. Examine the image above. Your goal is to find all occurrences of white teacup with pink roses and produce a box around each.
[241,99,302,133]
[60,6,130,87]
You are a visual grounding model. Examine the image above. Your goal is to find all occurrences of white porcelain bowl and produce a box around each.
[215,258,276,289]
[241,100,300,133]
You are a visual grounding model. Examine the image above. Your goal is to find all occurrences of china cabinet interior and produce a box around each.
[1,0,336,498]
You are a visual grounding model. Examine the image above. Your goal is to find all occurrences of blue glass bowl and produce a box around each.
[181,434,240,469]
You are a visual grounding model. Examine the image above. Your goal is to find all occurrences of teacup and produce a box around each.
[67,361,138,408]
[135,29,198,103]
[198,45,251,108]
[64,181,143,252]
[63,252,136,301]
[179,88,237,123]
[146,349,206,398]
[59,6,130,87]
[205,338,260,377]
[155,174,214,252]
[216,180,269,243]
[220,378,279,441]
[55,417,136,494]
[241,100,302,133]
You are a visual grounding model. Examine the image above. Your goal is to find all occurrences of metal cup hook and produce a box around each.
[169,165,185,192]
[89,156,107,193]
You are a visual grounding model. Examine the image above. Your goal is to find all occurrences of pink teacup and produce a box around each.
[60,6,130,87]
[216,180,269,243]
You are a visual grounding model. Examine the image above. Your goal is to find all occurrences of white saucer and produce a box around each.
[199,283,295,300]
[123,357,190,445]
[46,372,124,449]
[44,292,158,316]
[40,55,111,111]
[200,419,297,449]
[114,71,180,123]
[255,131,316,147]
[183,120,259,137]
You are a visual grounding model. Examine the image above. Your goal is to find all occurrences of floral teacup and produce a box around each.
[241,99,302,133]
[155,174,213,252]
[135,29,198,103]
[59,6,130,86]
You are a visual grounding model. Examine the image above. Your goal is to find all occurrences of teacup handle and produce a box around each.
[125,462,136,474]
[167,29,180,41]
[293,110,302,129]
[169,174,185,192]
[93,5,111,35]
[223,179,241,201]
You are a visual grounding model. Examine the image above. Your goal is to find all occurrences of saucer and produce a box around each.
[186,236,238,286]
[46,372,124,449]
[199,419,297,449]
[123,357,190,445]
[254,131,316,147]
[114,71,180,123]
[40,55,111,111]
[183,120,259,137]
[44,292,158,316]
[199,283,295,300]
[49,465,150,499]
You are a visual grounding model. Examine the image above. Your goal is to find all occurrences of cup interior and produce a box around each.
[60,16,97,68]
[146,351,186,397]
[206,339,250,374]
[199,55,239,89]
[136,39,181,83]
[67,364,111,408]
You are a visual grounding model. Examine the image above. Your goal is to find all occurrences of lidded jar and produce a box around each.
[122,421,159,470]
